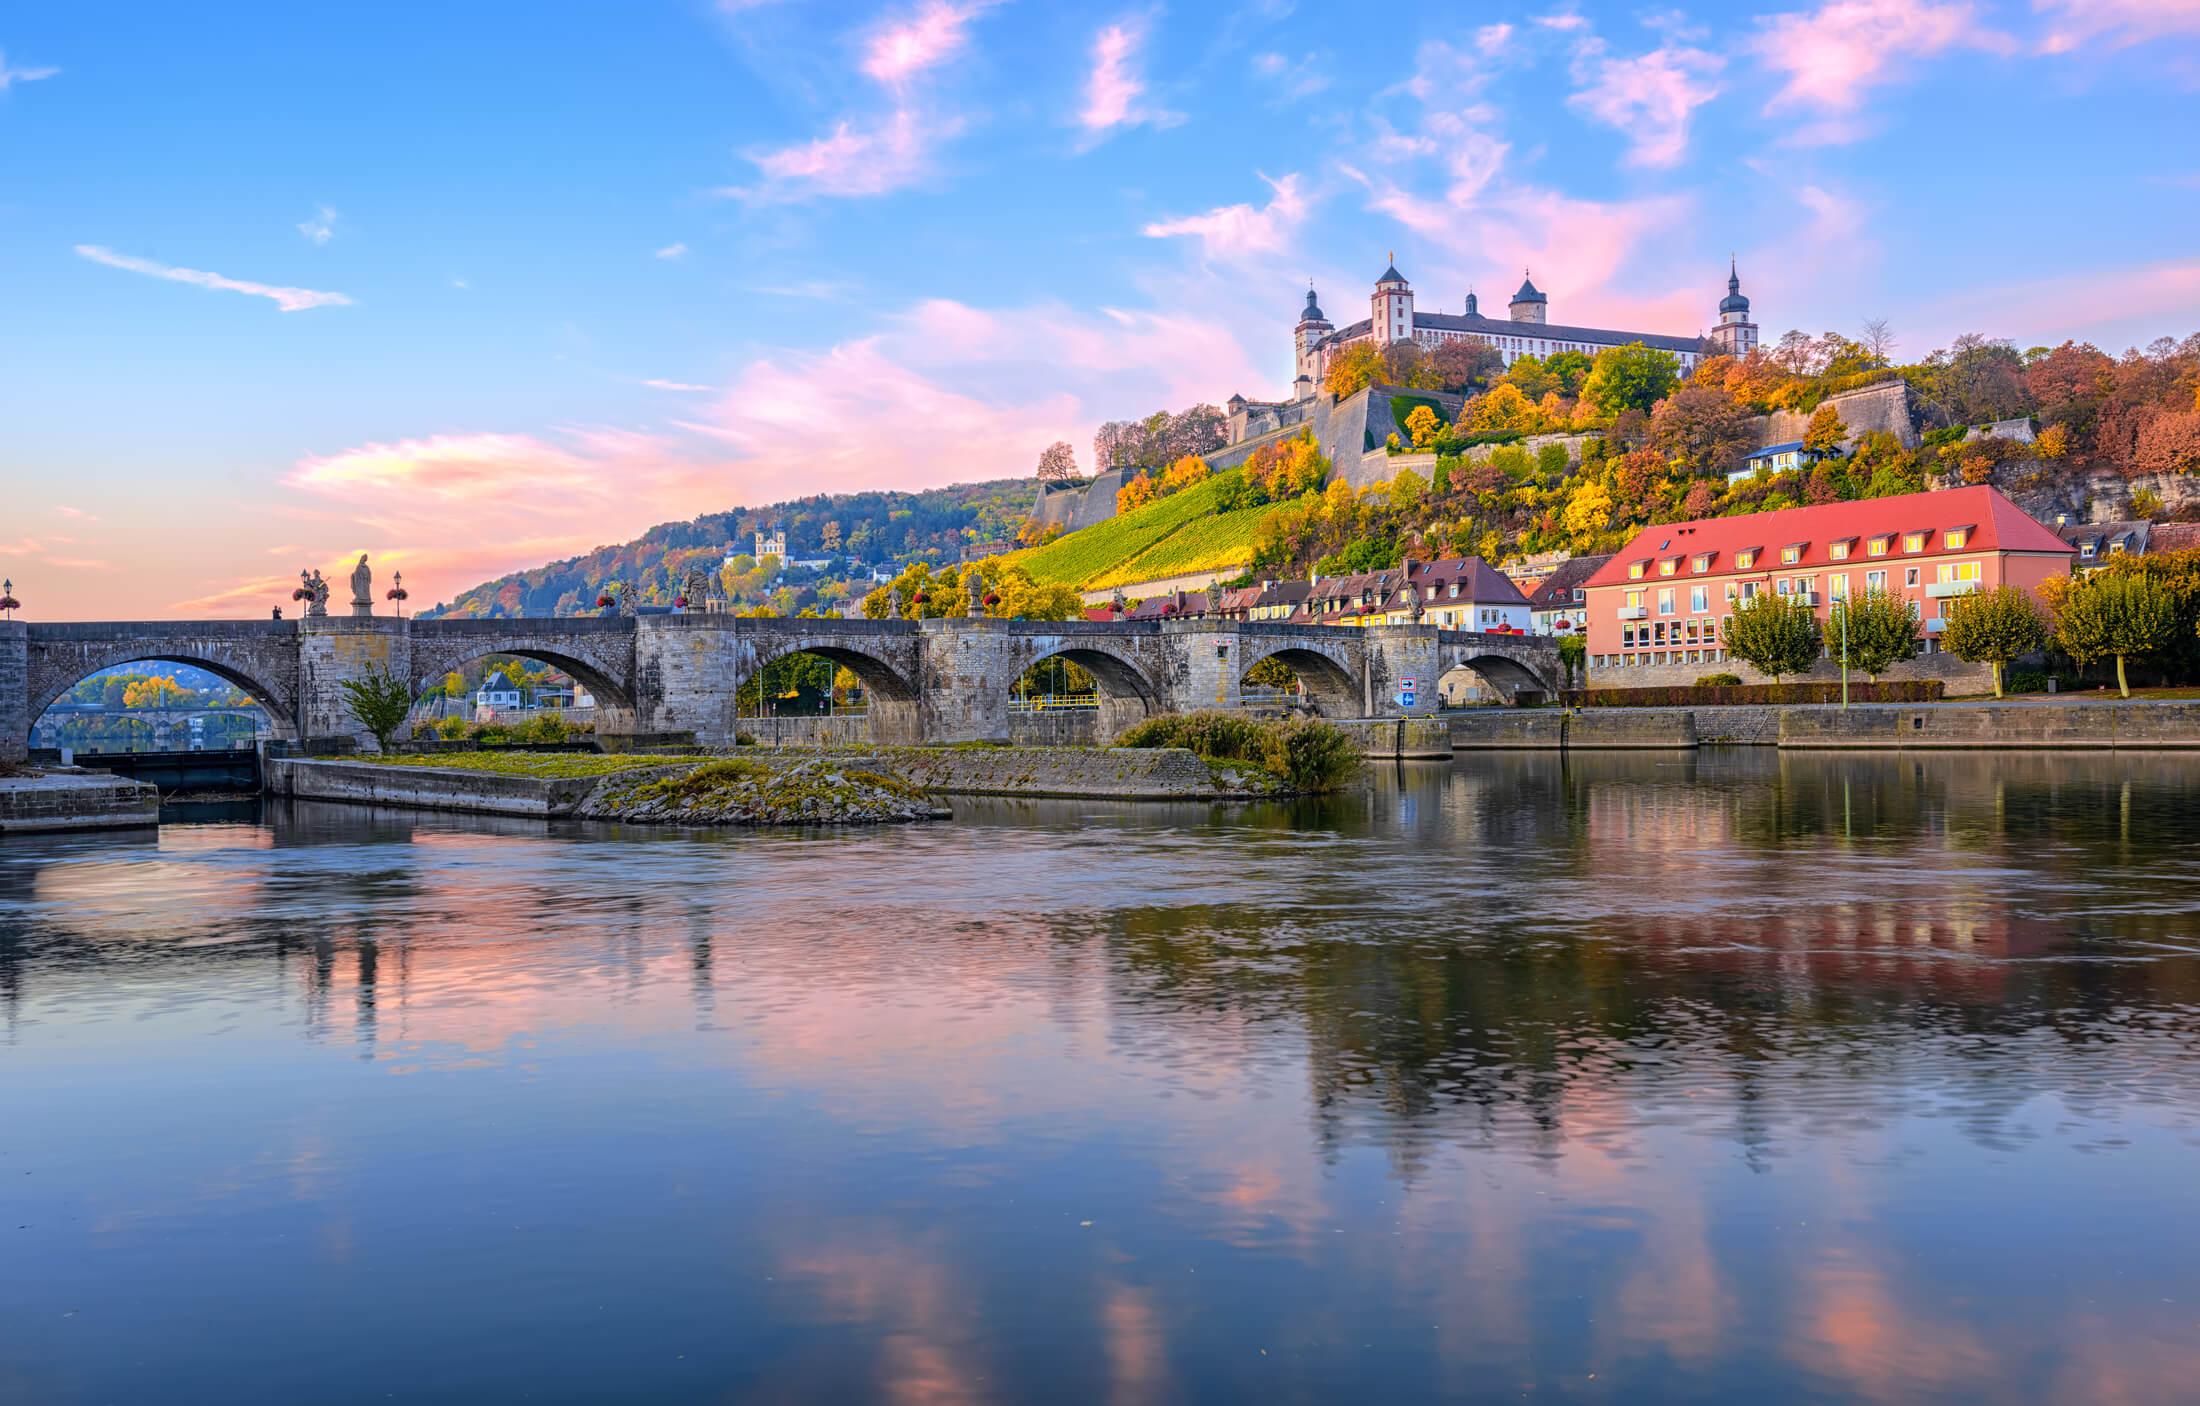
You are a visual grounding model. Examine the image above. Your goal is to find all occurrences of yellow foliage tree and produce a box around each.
[2036,424,2070,459]
[1469,383,1542,435]
[122,677,188,709]
[1323,342,1384,398]
[1562,482,1613,535]
[1116,473,1160,513]
[1161,455,1211,493]
[1405,404,1440,447]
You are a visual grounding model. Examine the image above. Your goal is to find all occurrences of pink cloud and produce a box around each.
[1751,1,2014,115]
[1080,20,1179,136]
[1567,41,1725,169]
[1142,173,1309,260]
[862,0,985,83]
[730,109,955,201]
[2035,0,2200,53]
[75,245,353,312]
[55,505,98,520]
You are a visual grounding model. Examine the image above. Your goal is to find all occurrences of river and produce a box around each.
[4,750,2199,1404]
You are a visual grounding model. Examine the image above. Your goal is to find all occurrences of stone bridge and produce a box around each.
[0,615,1562,760]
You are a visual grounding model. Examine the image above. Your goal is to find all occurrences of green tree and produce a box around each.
[1828,589,1921,681]
[1940,585,2050,697]
[339,663,414,753]
[1721,592,1822,683]
[1556,633,1585,689]
[1580,342,1682,418]
[2054,574,2183,698]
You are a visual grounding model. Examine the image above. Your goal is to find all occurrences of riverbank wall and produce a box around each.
[1779,701,2200,749]
[1448,711,1698,749]
[868,745,1277,798]
[0,769,161,833]
[267,758,602,817]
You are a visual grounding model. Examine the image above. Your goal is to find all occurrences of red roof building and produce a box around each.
[1582,486,2074,670]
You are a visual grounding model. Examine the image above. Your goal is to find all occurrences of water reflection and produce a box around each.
[3,753,2199,1403]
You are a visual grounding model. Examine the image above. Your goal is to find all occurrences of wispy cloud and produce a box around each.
[1251,51,1329,99]
[0,49,58,90]
[55,505,99,521]
[655,242,689,259]
[644,379,712,391]
[863,0,985,84]
[1080,19,1181,137]
[42,557,110,570]
[2035,0,2200,54]
[1143,173,1309,261]
[730,109,953,201]
[1751,1,2013,119]
[1567,39,1724,169]
[76,245,354,312]
[296,204,338,244]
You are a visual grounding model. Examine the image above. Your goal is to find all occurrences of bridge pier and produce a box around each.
[300,618,410,747]
[1,622,26,763]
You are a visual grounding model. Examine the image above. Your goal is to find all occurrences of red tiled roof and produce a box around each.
[1583,486,2072,591]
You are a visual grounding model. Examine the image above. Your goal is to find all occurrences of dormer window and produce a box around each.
[1829,538,1854,560]
[2080,541,2097,560]
[1946,527,1971,549]
[1691,554,1711,572]
[1868,536,1890,557]
[1736,550,1757,570]
[1659,558,1677,576]
[1780,544,1805,565]
[1628,560,1647,579]
[1904,531,1928,552]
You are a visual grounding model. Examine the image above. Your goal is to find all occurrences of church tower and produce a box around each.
[1293,283,1333,385]
[1372,258,1414,343]
[1709,260,1758,357]
[1508,272,1548,325]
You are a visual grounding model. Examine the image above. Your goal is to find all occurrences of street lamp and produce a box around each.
[0,579,17,618]
[385,571,409,619]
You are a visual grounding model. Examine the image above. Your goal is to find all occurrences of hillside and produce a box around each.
[1008,469,1269,592]
[422,478,1034,619]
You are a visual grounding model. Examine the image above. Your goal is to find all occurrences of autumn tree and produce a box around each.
[1648,386,1755,477]
[2054,574,2182,698]
[1721,592,1822,683]
[1405,404,1441,447]
[1828,589,1920,681]
[1940,585,2050,697]
[1378,340,1442,392]
[1324,342,1385,398]
[2131,410,2200,477]
[1430,338,1504,394]
[1802,405,1847,454]
[1036,441,1079,482]
[1467,383,1542,435]
[1579,343,1681,418]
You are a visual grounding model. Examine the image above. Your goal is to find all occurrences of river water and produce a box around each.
[5,750,2200,1404]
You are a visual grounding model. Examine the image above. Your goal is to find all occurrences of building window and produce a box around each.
[1865,570,1886,593]
[1628,561,1645,579]
[1868,537,1889,557]
[1946,528,1969,549]
[1830,541,1851,560]
[1725,583,1739,602]
[1937,562,1982,584]
[2080,541,2097,560]
[1904,532,1927,552]
[1740,581,1758,600]
[1690,585,1708,613]
[1572,588,1586,603]
[1830,574,1848,601]
[1658,589,1675,616]
[1623,627,1635,647]
[1625,589,1643,609]
[1692,554,1710,572]
[1736,550,1757,569]
[1659,558,1677,576]
[1781,545,1802,565]
[1905,567,1920,587]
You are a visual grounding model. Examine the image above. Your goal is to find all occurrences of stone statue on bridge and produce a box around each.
[887,587,902,621]
[299,568,330,618]
[681,567,710,613]
[1205,581,1222,617]
[1409,584,1424,625]
[350,555,374,618]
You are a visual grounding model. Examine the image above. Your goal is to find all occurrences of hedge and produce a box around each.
[1561,680,1946,707]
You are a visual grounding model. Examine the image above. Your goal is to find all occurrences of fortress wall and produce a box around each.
[1756,378,1919,450]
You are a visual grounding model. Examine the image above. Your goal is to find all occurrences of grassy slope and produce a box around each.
[1009,471,1266,590]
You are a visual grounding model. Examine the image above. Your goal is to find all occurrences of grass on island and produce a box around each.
[358,752,716,779]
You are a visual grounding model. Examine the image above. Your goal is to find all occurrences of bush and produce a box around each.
[1695,672,1743,687]
[2005,670,2048,694]
[1116,711,1362,793]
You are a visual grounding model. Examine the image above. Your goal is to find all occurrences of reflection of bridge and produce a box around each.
[1,615,1561,759]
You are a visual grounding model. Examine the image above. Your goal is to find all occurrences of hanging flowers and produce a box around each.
[673,596,689,609]
[596,591,617,608]
[982,591,1001,608]
[0,579,17,616]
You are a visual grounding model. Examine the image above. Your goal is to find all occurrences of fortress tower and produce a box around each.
[1372,257,1414,343]
[1293,284,1333,386]
[1709,260,1758,357]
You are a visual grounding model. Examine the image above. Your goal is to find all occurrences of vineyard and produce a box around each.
[1008,471,1267,590]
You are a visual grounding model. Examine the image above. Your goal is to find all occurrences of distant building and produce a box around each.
[1524,554,1613,635]
[755,525,787,560]
[1582,486,2074,676]
[1730,440,1827,483]
[1293,558,1530,631]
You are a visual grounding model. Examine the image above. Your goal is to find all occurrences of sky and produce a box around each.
[2,0,2198,620]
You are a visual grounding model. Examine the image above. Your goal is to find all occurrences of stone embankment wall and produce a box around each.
[1335,717,1452,758]
[743,712,1104,748]
[0,769,161,833]
[875,745,1263,798]
[1590,652,1995,691]
[1780,701,2200,749]
[267,758,601,817]
[1448,711,1697,749]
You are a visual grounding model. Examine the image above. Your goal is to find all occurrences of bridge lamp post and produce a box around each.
[386,572,408,619]
[0,579,16,618]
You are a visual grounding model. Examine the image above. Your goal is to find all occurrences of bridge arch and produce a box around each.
[738,634,923,743]
[1239,640,1361,717]
[1443,647,1559,705]
[1016,643,1161,741]
[407,621,641,734]
[26,649,298,743]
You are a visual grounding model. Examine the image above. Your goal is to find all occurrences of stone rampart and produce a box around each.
[1779,701,2200,749]
[1756,377,1918,449]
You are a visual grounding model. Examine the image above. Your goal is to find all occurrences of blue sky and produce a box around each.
[2,0,2196,617]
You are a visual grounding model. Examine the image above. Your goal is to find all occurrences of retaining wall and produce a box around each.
[874,745,1262,798]
[1779,701,2200,749]
[0,769,161,833]
[267,758,601,816]
[1336,717,1453,758]
[1447,710,1696,749]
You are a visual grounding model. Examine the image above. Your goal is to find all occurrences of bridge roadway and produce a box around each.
[0,614,1562,760]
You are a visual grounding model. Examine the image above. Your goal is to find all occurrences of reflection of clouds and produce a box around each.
[1100,1281,1171,1406]
[780,1231,991,1406]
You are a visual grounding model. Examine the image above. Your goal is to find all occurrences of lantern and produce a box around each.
[385,571,409,618]
[0,579,16,616]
